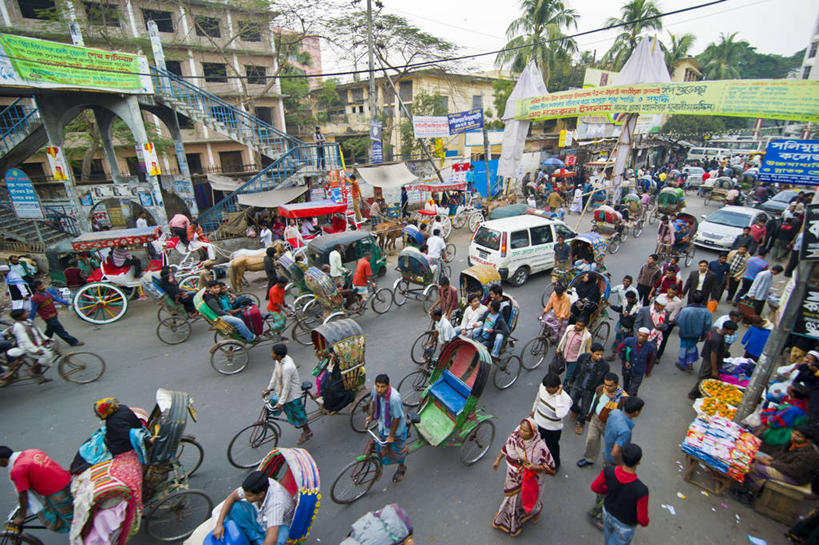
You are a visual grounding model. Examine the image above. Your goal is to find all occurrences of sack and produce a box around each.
[706,300,718,313]
[520,467,540,514]
[549,352,566,375]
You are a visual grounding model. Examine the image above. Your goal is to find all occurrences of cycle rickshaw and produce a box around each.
[448,265,502,328]
[330,336,496,504]
[226,319,372,468]
[702,176,735,206]
[591,205,626,254]
[185,448,320,545]
[276,252,315,312]
[392,247,439,310]
[622,193,645,237]
[662,212,698,267]
[569,271,611,347]
[540,232,609,306]
[648,187,686,224]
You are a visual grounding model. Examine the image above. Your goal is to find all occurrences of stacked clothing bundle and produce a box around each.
[681,415,762,482]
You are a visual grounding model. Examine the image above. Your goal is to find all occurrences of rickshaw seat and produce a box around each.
[301,381,313,391]
[323,216,347,234]
[428,370,469,415]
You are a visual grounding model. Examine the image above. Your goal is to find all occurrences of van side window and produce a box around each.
[553,224,576,240]
[530,225,553,246]
[510,230,530,249]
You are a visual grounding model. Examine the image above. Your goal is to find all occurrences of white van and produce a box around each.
[468,214,577,286]
[686,147,731,163]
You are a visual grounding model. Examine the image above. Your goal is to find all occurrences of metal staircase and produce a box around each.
[0,188,79,249]
[0,98,46,174]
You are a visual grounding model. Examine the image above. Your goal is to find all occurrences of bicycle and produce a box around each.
[519,316,561,371]
[0,514,46,545]
[0,339,105,387]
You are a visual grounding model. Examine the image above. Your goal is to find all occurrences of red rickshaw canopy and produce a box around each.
[71,227,158,252]
[278,200,348,218]
[413,181,467,192]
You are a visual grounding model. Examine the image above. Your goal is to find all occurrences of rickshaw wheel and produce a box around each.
[58,352,106,383]
[72,283,128,325]
[350,393,372,433]
[608,236,621,254]
[210,340,249,375]
[509,266,529,287]
[144,489,213,542]
[323,312,346,325]
[179,275,199,292]
[422,286,438,313]
[411,332,437,364]
[392,279,409,306]
[0,533,43,545]
[398,370,428,408]
[445,243,456,260]
[284,282,300,308]
[371,288,393,314]
[460,419,495,465]
[633,221,643,238]
[467,211,483,232]
[592,321,611,347]
[156,316,192,345]
[520,337,550,370]
[292,318,316,346]
[293,294,317,317]
[493,354,521,390]
[684,247,696,267]
[177,437,204,479]
[228,422,280,468]
[452,212,467,229]
[331,457,382,505]
[540,282,553,308]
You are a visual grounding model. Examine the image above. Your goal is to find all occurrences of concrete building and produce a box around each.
[0,0,318,217]
[800,11,819,81]
[670,58,703,82]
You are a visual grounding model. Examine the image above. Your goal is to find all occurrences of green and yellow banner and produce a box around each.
[515,79,819,123]
[0,34,153,94]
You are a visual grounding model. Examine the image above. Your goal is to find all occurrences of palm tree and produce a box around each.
[495,0,580,87]
[698,32,746,79]
[664,32,696,71]
[601,0,663,70]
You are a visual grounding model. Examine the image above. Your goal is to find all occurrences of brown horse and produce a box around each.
[373,220,405,252]
[228,240,288,291]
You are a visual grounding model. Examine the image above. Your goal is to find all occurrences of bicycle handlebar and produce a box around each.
[366,426,389,447]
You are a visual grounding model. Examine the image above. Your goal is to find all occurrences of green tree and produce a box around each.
[313,79,343,123]
[697,32,746,79]
[601,0,664,70]
[664,32,696,71]
[491,79,517,119]
[495,0,579,88]
[399,90,448,159]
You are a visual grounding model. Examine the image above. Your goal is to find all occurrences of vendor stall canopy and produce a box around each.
[355,163,418,188]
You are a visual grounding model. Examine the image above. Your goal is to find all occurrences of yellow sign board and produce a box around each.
[515,79,819,123]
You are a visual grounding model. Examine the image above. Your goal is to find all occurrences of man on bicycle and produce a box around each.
[352,250,375,309]
[263,344,313,444]
[430,276,458,320]
[365,374,408,483]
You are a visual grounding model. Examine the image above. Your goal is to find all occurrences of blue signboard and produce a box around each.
[372,141,383,163]
[448,108,484,135]
[758,138,819,185]
[4,168,43,219]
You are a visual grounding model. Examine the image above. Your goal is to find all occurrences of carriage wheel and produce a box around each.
[176,437,204,479]
[468,211,483,232]
[608,235,621,254]
[422,286,438,314]
[227,422,280,469]
[411,331,437,364]
[210,340,249,375]
[398,370,428,408]
[633,220,644,238]
[441,216,452,239]
[592,321,611,347]
[350,393,372,433]
[58,352,106,384]
[493,354,521,390]
[684,246,696,267]
[452,212,467,229]
[392,279,409,306]
[156,316,192,345]
[179,275,199,292]
[520,337,550,370]
[73,283,128,325]
[371,288,393,314]
[331,456,382,505]
[459,419,495,465]
[445,242,456,260]
[144,489,213,542]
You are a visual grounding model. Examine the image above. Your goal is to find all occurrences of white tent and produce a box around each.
[355,163,418,188]
[497,62,549,179]
[237,186,308,208]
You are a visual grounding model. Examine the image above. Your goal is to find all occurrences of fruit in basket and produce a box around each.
[701,379,743,405]
[700,397,737,419]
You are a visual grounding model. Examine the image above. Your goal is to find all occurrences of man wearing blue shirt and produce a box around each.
[365,374,408,483]
[708,253,730,307]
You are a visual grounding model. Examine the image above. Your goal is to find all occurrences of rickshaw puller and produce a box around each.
[264,344,312,444]
[365,374,408,483]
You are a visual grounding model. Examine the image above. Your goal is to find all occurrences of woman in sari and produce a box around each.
[491,418,555,536]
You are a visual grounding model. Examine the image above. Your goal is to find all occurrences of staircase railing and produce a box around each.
[0,185,78,238]
[150,67,301,156]
[199,143,342,233]
[0,98,41,156]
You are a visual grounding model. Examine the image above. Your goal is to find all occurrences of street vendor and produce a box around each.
[688,321,738,400]
[755,382,811,449]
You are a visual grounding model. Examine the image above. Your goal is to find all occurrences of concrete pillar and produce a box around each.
[92,108,123,181]
[121,96,168,225]
[164,114,199,217]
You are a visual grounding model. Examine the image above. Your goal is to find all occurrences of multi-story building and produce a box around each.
[0,0,315,203]
[800,11,819,81]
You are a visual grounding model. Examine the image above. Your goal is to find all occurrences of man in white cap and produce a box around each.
[0,264,30,310]
[616,327,656,396]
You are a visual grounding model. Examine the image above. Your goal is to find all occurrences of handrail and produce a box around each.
[0,185,78,237]
[0,99,41,154]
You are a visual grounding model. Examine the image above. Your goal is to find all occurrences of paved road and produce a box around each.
[0,194,790,545]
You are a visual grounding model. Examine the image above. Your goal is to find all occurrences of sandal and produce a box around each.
[392,467,406,483]
[297,432,313,445]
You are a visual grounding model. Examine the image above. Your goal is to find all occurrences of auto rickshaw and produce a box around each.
[306,231,387,279]
[648,187,686,224]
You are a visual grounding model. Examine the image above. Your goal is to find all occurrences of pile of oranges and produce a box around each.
[700,379,744,406]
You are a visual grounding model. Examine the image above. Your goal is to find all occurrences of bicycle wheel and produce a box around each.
[608,235,621,254]
[422,287,437,314]
[411,331,436,364]
[330,457,382,505]
[238,292,260,307]
[452,212,466,229]
[520,336,550,370]
[210,340,249,375]
[0,533,43,545]
[371,288,393,314]
[684,246,695,267]
[592,321,611,347]
[459,419,495,465]
[292,318,315,346]
[633,220,643,238]
[176,437,204,479]
[392,278,409,306]
[58,352,106,383]
[156,316,192,345]
[350,393,372,433]
[227,422,280,468]
[144,489,212,542]
[493,354,521,390]
[398,369,428,408]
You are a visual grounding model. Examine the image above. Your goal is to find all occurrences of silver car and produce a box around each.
[693,206,769,251]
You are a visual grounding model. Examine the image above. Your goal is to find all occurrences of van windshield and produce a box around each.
[705,210,751,228]
[474,226,500,250]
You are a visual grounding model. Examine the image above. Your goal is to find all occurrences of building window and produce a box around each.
[398,80,413,102]
[202,63,228,83]
[219,151,244,172]
[18,0,54,19]
[804,66,812,80]
[351,88,364,103]
[164,60,182,76]
[185,153,203,174]
[238,22,262,42]
[437,96,449,112]
[255,107,273,125]
[246,65,266,85]
[84,2,119,26]
[143,9,174,32]
[810,42,818,59]
[472,95,483,109]
[194,16,221,38]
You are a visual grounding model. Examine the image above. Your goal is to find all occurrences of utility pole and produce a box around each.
[366,0,377,163]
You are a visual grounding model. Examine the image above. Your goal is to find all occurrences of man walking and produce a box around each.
[733,252,768,304]
[590,443,650,544]
[746,264,782,316]
[568,343,608,435]
[329,244,347,289]
[576,373,628,468]
[608,291,640,361]
[557,319,592,388]
[635,255,661,306]
[683,260,715,305]
[732,226,756,253]
[0,264,30,310]
[725,245,749,302]
[29,280,82,347]
[675,293,712,372]
[531,371,573,470]
[688,320,738,400]
[654,285,682,362]
[348,173,363,222]
[617,328,656,396]
[708,253,730,311]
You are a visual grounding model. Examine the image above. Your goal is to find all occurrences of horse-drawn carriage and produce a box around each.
[648,187,685,224]
[278,199,362,248]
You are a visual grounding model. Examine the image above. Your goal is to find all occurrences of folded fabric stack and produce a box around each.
[719,357,756,387]
[681,415,761,482]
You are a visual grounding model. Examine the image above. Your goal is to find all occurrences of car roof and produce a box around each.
[479,214,562,231]
[308,231,373,251]
[711,205,766,217]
